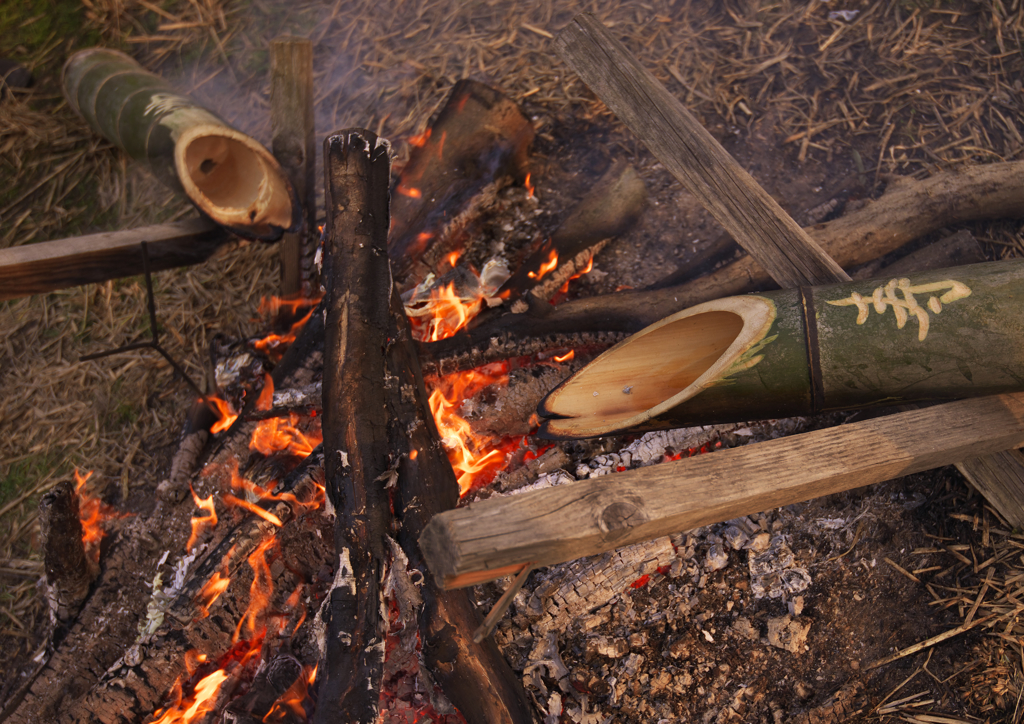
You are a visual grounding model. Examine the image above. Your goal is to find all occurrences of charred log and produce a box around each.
[384,287,535,724]
[315,129,394,724]
[38,481,95,628]
[389,79,533,285]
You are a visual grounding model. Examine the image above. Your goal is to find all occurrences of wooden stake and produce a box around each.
[38,481,95,625]
[270,37,316,297]
[421,392,1024,589]
[317,129,393,724]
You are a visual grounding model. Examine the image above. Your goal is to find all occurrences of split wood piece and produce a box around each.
[419,161,1024,375]
[38,481,96,626]
[0,218,229,301]
[316,129,394,724]
[384,287,535,724]
[420,392,1024,589]
[539,259,1024,438]
[389,79,534,285]
[270,36,317,297]
[63,49,299,241]
[554,13,848,288]
[497,159,648,304]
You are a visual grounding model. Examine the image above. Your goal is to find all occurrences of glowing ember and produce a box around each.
[553,350,575,363]
[447,250,461,267]
[528,248,558,280]
[205,395,238,434]
[186,486,218,552]
[73,469,126,564]
[150,669,228,724]
[250,412,321,458]
[396,182,422,199]
[234,536,278,642]
[428,367,515,495]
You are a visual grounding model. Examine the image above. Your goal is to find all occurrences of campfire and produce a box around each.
[5,3,1024,724]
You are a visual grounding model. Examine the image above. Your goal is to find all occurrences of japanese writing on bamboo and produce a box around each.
[826,279,971,341]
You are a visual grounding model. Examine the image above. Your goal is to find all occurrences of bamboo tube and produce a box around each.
[539,259,1024,438]
[63,48,299,241]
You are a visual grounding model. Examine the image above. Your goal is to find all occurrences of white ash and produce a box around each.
[748,536,812,600]
[272,382,322,408]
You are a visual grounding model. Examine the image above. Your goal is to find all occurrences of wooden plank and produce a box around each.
[957,450,1024,528]
[270,36,316,297]
[420,392,1024,589]
[0,218,229,300]
[553,13,849,288]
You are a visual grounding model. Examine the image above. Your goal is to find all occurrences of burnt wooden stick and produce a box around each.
[419,161,1024,375]
[421,392,1024,589]
[317,129,394,724]
[554,12,848,287]
[385,288,535,724]
[389,79,534,284]
[270,36,316,297]
[496,159,647,304]
[38,481,96,626]
[0,218,229,300]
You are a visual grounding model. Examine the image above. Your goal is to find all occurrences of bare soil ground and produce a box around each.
[3,0,1024,722]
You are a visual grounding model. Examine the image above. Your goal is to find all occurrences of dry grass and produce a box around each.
[2,0,1024,712]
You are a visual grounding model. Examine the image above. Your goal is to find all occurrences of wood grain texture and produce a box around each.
[957,450,1024,528]
[270,36,315,296]
[0,218,229,300]
[317,129,393,724]
[421,392,1024,588]
[554,13,849,288]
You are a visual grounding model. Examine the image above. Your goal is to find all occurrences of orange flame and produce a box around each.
[255,374,274,412]
[234,536,278,642]
[408,128,431,147]
[253,303,319,363]
[222,493,284,528]
[205,395,238,434]
[263,664,317,723]
[428,368,511,495]
[553,350,574,363]
[250,412,321,458]
[186,486,218,552]
[195,565,231,619]
[74,469,127,564]
[447,250,461,268]
[528,249,558,280]
[409,282,483,343]
[150,669,228,724]
[524,172,534,198]
[257,294,321,320]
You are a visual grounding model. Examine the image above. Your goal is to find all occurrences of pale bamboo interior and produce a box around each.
[542,295,775,437]
[176,127,294,230]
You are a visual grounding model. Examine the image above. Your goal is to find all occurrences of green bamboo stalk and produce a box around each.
[539,259,1024,438]
[63,48,299,242]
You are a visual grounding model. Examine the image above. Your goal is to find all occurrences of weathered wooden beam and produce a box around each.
[554,12,849,287]
[0,218,229,300]
[317,129,394,724]
[421,392,1024,589]
[270,36,316,297]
